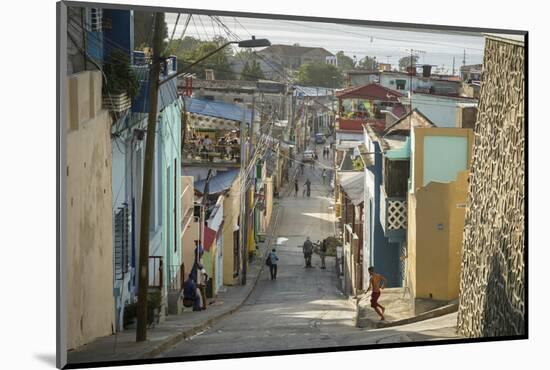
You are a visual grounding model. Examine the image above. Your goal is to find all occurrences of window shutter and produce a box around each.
[114,203,130,280]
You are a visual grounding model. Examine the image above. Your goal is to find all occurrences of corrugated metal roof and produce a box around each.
[294,86,334,97]
[194,169,239,195]
[184,97,253,124]
[338,171,364,205]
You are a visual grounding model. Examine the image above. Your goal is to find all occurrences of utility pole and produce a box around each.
[452,56,456,76]
[239,108,248,286]
[403,48,424,138]
[136,12,164,342]
[463,49,466,68]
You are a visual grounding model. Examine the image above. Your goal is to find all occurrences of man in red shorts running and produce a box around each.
[366,266,387,321]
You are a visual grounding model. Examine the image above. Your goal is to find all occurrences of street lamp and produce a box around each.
[159,36,271,86]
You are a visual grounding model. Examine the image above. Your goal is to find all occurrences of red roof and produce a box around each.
[338,118,386,133]
[338,119,364,132]
[391,105,407,118]
[203,226,216,252]
[336,83,403,101]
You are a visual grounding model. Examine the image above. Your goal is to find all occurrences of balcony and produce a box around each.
[131,52,179,113]
[182,143,241,167]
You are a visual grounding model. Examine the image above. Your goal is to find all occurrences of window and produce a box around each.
[114,204,130,280]
[396,79,407,90]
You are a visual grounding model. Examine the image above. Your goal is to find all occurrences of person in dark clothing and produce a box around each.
[182,274,201,311]
[190,242,204,283]
[304,179,312,197]
[190,242,207,309]
[269,248,279,280]
[294,179,299,198]
[320,239,327,269]
[303,236,314,268]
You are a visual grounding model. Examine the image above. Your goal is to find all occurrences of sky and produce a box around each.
[164,13,485,75]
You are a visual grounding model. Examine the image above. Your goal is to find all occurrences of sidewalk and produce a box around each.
[67,206,281,366]
[355,288,459,330]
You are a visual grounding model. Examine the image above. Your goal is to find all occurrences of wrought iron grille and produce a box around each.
[114,203,130,280]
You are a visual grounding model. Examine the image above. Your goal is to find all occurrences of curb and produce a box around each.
[142,205,282,359]
[357,302,458,329]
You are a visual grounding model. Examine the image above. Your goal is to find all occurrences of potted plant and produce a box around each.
[102,50,139,113]
[147,290,162,328]
[122,290,163,329]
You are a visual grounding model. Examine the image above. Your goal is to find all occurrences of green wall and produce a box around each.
[423,136,468,186]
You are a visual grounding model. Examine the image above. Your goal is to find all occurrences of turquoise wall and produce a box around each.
[159,99,182,286]
[385,136,411,160]
[423,136,468,186]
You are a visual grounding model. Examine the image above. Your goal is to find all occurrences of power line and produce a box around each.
[163,13,181,55]
[197,14,210,41]
[173,14,192,54]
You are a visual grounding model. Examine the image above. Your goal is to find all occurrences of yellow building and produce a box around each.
[180,176,198,281]
[222,173,241,285]
[407,127,474,302]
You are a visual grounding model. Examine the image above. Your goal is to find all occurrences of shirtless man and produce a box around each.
[366,266,387,321]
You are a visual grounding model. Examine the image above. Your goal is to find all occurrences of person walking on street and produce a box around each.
[303,236,314,268]
[366,266,387,321]
[300,160,305,174]
[268,248,279,280]
[304,178,312,197]
[322,169,327,185]
[320,238,327,269]
[294,179,299,198]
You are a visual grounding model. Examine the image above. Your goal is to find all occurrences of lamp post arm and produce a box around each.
[159,41,237,86]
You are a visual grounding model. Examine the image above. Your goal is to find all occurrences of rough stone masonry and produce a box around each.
[457,35,525,338]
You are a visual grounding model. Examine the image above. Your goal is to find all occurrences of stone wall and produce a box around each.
[457,36,525,337]
[66,71,115,349]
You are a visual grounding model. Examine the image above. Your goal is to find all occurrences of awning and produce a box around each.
[187,112,240,131]
[338,171,365,206]
[194,169,240,195]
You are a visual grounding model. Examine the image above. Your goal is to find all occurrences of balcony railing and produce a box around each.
[148,256,163,289]
[182,143,241,166]
[131,52,178,113]
[167,263,184,292]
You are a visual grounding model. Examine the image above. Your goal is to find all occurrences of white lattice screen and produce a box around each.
[387,199,407,230]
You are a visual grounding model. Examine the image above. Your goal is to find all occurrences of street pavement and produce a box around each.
[160,145,461,359]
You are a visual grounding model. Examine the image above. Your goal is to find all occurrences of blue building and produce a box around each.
[362,126,401,289]
[361,110,436,289]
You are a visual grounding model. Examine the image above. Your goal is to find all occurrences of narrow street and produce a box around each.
[160,145,459,359]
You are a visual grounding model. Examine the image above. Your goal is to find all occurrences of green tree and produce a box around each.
[165,36,201,56]
[358,56,378,70]
[179,38,235,80]
[398,55,419,71]
[241,60,265,81]
[336,51,355,71]
[296,62,343,88]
